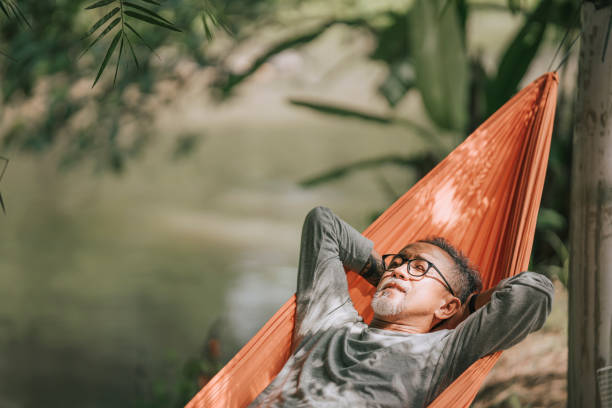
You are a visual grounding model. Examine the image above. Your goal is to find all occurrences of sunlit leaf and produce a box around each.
[92,29,122,87]
[85,0,116,10]
[488,0,551,113]
[124,10,181,32]
[409,0,468,131]
[123,1,174,26]
[112,36,124,86]
[82,7,119,40]
[80,16,120,59]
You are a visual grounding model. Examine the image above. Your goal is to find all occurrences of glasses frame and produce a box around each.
[381,253,456,297]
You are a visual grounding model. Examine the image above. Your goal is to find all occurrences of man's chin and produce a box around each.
[371,297,405,317]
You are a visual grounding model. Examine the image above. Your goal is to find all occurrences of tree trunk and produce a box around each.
[569,2,612,407]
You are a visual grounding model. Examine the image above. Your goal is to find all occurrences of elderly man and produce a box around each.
[250,206,554,407]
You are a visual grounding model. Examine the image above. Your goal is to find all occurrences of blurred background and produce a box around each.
[0,0,579,407]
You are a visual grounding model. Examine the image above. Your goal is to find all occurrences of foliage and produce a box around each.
[134,320,229,408]
[0,0,271,172]
[208,0,579,286]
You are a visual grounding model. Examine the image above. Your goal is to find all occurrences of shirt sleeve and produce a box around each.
[292,206,374,350]
[438,271,554,384]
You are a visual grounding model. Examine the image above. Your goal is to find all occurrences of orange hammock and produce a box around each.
[187,72,559,408]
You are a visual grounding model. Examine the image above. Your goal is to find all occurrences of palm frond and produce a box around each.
[0,0,31,28]
[82,0,183,86]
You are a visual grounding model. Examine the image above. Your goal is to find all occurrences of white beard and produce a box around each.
[371,289,406,317]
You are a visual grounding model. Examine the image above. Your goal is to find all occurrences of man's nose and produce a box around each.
[390,264,409,280]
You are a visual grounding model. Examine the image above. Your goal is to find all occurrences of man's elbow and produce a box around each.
[517,271,555,330]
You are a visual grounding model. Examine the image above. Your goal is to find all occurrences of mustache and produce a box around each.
[377,278,408,294]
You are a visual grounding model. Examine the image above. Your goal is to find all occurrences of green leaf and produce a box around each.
[536,208,566,231]
[92,29,122,87]
[487,0,552,113]
[0,2,9,18]
[0,192,5,214]
[409,0,469,131]
[85,0,116,10]
[80,16,121,59]
[8,0,31,28]
[378,60,415,107]
[124,10,181,32]
[82,7,119,39]
[125,21,157,55]
[602,11,612,62]
[139,0,160,5]
[125,32,139,70]
[123,1,174,26]
[113,36,124,86]
[299,153,438,187]
[507,0,522,14]
[202,14,214,41]
[0,48,17,62]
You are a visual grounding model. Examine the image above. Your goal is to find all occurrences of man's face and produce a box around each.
[371,242,457,322]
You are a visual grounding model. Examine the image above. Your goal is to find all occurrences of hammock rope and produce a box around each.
[186,72,559,408]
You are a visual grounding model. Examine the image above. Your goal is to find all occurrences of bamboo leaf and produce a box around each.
[299,153,437,187]
[13,2,31,28]
[0,48,17,62]
[92,29,122,87]
[6,0,31,28]
[125,21,157,56]
[139,0,160,5]
[202,14,214,41]
[85,0,116,10]
[602,11,612,62]
[82,7,119,40]
[0,2,9,18]
[123,1,174,26]
[80,16,121,59]
[0,192,5,214]
[0,156,8,182]
[113,36,124,86]
[125,32,139,70]
[124,10,181,32]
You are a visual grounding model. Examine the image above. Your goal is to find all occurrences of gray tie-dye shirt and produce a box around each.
[249,206,554,408]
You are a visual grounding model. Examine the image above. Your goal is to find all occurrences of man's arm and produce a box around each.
[359,249,385,286]
[293,206,374,349]
[437,271,554,382]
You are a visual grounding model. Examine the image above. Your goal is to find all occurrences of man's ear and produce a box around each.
[434,296,461,320]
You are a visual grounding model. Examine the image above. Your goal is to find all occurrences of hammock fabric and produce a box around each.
[187,72,559,408]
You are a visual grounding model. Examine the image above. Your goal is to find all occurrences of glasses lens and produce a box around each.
[408,259,429,275]
[384,255,405,270]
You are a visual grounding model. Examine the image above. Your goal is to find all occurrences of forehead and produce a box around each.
[399,242,454,267]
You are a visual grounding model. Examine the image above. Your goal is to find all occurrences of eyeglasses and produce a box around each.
[381,253,456,297]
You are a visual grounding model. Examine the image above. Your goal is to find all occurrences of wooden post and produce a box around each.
[569,1,612,407]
